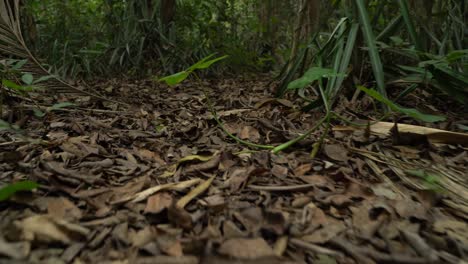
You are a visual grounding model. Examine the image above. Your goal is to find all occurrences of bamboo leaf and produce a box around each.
[287,67,344,90]
[355,0,388,100]
[397,0,422,51]
[357,85,446,122]
[158,71,190,86]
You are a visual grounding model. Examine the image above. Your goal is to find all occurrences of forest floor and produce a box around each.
[0,77,467,264]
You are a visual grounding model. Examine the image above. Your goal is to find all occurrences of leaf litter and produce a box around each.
[0,77,467,263]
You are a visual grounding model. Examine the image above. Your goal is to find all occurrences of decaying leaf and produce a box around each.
[218,238,275,259]
[15,215,90,244]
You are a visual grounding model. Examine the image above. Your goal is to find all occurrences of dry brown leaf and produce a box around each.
[334,122,468,145]
[239,126,261,142]
[144,192,173,214]
[176,175,215,209]
[15,215,90,244]
[47,197,82,221]
[323,144,349,162]
[293,163,312,176]
[0,237,30,260]
[301,220,346,244]
[156,235,183,257]
[218,238,275,259]
[271,164,288,178]
[432,219,468,245]
[114,179,201,204]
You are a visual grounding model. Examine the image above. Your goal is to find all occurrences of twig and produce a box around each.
[248,183,315,192]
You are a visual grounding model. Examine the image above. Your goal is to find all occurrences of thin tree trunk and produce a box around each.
[160,0,176,36]
[286,0,320,73]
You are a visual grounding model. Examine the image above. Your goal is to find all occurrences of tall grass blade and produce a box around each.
[355,0,388,100]
[329,23,359,101]
[397,0,422,51]
[376,15,403,41]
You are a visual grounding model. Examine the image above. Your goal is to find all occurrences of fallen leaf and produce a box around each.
[176,175,215,209]
[144,192,173,214]
[323,144,349,162]
[271,165,288,178]
[16,215,90,244]
[0,236,30,259]
[301,220,346,244]
[47,197,82,221]
[218,238,275,259]
[293,163,312,176]
[433,219,468,245]
[334,122,468,146]
[239,126,261,143]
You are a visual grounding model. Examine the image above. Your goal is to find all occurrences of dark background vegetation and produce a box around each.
[1,0,467,106]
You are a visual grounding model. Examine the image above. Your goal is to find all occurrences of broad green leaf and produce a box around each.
[2,79,23,90]
[12,59,27,70]
[187,53,216,71]
[287,67,344,90]
[2,79,34,92]
[0,181,39,202]
[188,55,228,71]
[33,75,55,84]
[158,71,190,86]
[33,108,46,118]
[21,73,34,85]
[357,85,446,122]
[0,119,11,130]
[49,102,75,111]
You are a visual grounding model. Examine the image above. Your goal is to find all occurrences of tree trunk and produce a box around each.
[160,0,176,36]
[286,0,320,73]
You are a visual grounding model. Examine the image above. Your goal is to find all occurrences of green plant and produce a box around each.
[357,85,446,122]
[0,180,39,202]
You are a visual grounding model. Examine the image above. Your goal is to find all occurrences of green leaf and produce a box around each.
[0,119,12,130]
[445,50,468,63]
[33,75,55,84]
[21,73,34,85]
[287,67,344,90]
[12,59,28,70]
[158,71,190,86]
[33,108,46,118]
[49,102,75,111]
[0,181,39,202]
[355,0,388,99]
[188,54,228,71]
[456,124,468,131]
[2,79,34,92]
[357,85,446,122]
[397,0,422,51]
[2,79,22,90]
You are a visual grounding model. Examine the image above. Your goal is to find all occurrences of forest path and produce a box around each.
[0,77,467,264]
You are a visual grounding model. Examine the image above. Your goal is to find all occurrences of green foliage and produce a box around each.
[287,67,345,90]
[158,54,228,86]
[355,0,387,98]
[33,102,76,118]
[0,181,39,202]
[0,119,13,130]
[357,85,446,122]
